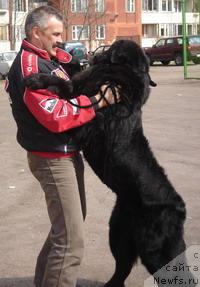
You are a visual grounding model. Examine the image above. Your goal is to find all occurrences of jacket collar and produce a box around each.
[22,39,72,63]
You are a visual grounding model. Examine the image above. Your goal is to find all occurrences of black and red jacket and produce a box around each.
[6,39,96,156]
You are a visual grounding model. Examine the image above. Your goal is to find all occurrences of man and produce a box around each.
[6,5,118,287]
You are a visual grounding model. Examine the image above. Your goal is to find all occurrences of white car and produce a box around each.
[0,51,17,80]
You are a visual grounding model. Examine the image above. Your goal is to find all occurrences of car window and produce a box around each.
[155,39,165,47]
[104,46,110,52]
[189,36,200,44]
[166,38,174,45]
[72,47,85,58]
[177,38,183,45]
[95,46,104,54]
[63,43,87,61]
[3,52,17,61]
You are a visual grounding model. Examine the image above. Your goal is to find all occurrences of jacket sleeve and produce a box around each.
[23,88,96,133]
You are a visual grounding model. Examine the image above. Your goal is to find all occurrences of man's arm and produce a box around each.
[23,87,96,133]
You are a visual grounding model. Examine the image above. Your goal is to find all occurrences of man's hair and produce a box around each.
[25,5,63,39]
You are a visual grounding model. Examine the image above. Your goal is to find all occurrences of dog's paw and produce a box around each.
[24,74,46,90]
[24,73,53,90]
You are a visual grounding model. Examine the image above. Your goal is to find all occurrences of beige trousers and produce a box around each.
[27,152,86,287]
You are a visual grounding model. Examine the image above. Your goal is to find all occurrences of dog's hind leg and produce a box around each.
[104,202,138,287]
[139,228,196,287]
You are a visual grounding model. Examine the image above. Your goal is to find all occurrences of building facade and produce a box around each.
[142,0,200,47]
[0,0,199,51]
[0,0,47,51]
[49,0,142,50]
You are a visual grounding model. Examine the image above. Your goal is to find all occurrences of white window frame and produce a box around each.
[161,0,172,12]
[96,25,105,39]
[15,0,26,12]
[0,25,8,40]
[174,0,182,12]
[142,24,158,38]
[0,0,7,9]
[71,0,87,13]
[72,25,89,40]
[15,25,25,41]
[142,0,158,11]
[126,0,135,13]
[95,0,104,12]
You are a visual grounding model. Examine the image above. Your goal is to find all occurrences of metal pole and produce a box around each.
[199,0,200,34]
[182,0,187,79]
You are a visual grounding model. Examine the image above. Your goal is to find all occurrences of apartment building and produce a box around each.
[1,0,199,52]
[142,0,200,47]
[0,0,47,51]
[49,0,142,50]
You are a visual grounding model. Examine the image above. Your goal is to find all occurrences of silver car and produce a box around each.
[0,51,17,80]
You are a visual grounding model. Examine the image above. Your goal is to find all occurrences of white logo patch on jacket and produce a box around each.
[39,98,58,113]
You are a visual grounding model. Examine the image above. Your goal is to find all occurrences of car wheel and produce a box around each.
[192,57,200,65]
[161,60,170,66]
[174,54,183,66]
[0,73,4,80]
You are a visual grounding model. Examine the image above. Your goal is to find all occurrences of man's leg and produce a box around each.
[28,152,86,287]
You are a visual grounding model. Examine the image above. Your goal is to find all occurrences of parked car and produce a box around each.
[57,41,88,69]
[88,45,110,64]
[143,36,200,66]
[0,51,17,80]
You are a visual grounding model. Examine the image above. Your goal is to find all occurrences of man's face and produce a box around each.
[33,16,63,57]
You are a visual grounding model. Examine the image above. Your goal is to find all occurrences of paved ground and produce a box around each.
[0,64,200,287]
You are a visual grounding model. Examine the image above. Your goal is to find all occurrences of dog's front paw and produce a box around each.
[24,73,53,90]
[24,74,46,90]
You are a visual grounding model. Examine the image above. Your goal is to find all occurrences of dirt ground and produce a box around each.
[0,65,200,287]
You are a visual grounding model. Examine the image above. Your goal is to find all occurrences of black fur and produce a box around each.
[25,40,193,287]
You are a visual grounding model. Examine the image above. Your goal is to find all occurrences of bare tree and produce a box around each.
[80,0,106,50]
[8,0,15,50]
[49,0,106,49]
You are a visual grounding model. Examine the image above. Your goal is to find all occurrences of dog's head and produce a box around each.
[93,40,148,73]
[92,40,156,107]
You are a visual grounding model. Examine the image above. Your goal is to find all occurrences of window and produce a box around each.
[15,25,25,41]
[174,0,181,12]
[161,0,172,12]
[189,36,200,45]
[155,39,165,47]
[142,24,157,37]
[0,0,7,9]
[96,25,105,39]
[0,25,8,40]
[187,24,192,35]
[72,25,89,40]
[126,0,135,12]
[142,0,158,11]
[95,0,104,12]
[166,38,174,45]
[177,37,183,45]
[15,0,26,11]
[71,0,87,12]
[174,24,182,35]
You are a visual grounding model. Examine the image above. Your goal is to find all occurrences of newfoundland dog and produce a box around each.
[25,40,192,287]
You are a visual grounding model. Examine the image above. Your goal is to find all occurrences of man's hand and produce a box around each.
[95,84,120,109]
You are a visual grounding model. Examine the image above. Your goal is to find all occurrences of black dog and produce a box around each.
[25,40,192,287]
